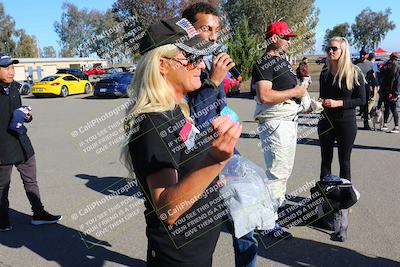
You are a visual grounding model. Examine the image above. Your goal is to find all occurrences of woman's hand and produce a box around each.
[208,115,242,165]
[321,99,343,108]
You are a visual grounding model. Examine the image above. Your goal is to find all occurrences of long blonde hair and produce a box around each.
[121,44,190,176]
[327,36,360,90]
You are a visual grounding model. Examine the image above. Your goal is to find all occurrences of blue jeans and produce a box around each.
[226,220,258,267]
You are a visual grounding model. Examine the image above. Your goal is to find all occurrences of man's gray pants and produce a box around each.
[0,156,44,219]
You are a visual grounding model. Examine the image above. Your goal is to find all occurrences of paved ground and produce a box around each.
[0,92,399,267]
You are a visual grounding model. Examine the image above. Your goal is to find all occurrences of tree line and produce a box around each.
[323,7,395,52]
[1,1,396,80]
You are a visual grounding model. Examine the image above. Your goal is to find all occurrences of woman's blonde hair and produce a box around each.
[327,36,360,90]
[121,44,189,176]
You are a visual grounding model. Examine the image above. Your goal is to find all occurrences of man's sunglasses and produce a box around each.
[326,46,339,53]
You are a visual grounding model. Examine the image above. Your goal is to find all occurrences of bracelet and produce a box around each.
[208,153,226,166]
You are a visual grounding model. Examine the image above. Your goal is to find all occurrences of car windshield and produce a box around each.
[41,76,59,82]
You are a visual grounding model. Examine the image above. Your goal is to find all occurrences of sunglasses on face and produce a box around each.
[164,54,204,68]
[326,46,340,53]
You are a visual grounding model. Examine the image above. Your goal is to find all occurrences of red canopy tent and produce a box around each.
[374,47,387,55]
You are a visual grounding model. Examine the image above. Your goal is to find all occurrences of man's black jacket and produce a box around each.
[0,81,34,165]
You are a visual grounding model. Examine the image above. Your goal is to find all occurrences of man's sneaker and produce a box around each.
[390,127,399,134]
[381,124,388,131]
[31,211,62,225]
[0,220,12,232]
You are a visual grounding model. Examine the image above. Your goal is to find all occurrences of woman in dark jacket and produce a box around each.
[318,36,365,181]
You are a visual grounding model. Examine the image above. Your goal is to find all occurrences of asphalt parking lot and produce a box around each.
[0,93,399,267]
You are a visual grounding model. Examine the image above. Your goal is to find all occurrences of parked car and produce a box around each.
[32,74,92,97]
[224,76,240,96]
[315,57,326,65]
[104,67,128,74]
[84,68,106,76]
[93,72,133,98]
[56,68,89,80]
[16,80,33,95]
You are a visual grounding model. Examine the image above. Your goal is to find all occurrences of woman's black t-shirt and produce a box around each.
[128,106,226,267]
[319,68,366,122]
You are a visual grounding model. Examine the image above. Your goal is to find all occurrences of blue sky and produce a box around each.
[314,0,399,54]
[2,0,399,55]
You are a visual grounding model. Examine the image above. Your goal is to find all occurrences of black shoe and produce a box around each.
[363,126,372,130]
[330,232,347,242]
[31,210,62,225]
[0,219,12,232]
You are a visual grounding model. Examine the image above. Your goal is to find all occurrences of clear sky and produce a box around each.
[314,0,399,54]
[2,0,399,55]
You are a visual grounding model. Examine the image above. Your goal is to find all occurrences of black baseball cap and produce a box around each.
[0,53,19,67]
[139,17,219,56]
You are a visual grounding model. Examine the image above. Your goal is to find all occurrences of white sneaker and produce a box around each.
[390,127,399,134]
[381,124,388,131]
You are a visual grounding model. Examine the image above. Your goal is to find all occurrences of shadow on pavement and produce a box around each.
[75,174,143,198]
[255,194,399,266]
[0,209,146,267]
[298,138,400,152]
[256,235,399,267]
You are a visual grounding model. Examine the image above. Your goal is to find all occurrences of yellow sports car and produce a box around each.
[32,74,92,97]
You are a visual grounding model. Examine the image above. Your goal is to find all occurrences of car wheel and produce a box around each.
[84,83,91,94]
[60,86,69,97]
[20,84,29,95]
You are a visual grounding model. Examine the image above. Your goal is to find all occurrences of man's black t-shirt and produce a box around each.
[252,54,297,91]
[128,107,226,267]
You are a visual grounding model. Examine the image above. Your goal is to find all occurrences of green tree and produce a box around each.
[54,2,101,57]
[113,0,182,28]
[54,2,83,57]
[322,23,352,51]
[14,30,39,57]
[41,46,57,58]
[88,9,129,64]
[223,0,319,57]
[227,16,261,80]
[351,8,395,50]
[0,3,17,55]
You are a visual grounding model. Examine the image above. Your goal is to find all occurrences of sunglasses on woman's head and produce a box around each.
[326,46,339,53]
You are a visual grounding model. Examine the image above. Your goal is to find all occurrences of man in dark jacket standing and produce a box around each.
[182,3,258,267]
[0,53,61,231]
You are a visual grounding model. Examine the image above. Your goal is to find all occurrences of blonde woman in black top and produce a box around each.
[122,18,241,267]
[318,37,365,181]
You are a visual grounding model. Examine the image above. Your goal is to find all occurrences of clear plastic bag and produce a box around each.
[219,155,278,238]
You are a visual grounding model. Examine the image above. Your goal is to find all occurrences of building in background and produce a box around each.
[14,57,107,81]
